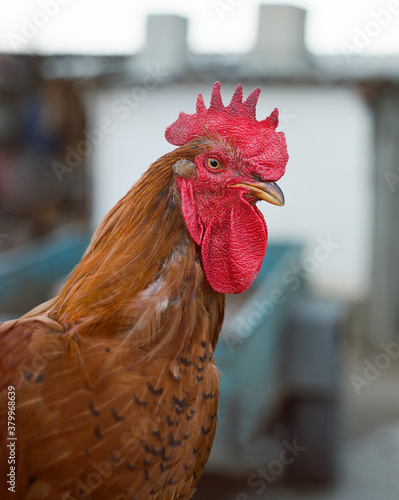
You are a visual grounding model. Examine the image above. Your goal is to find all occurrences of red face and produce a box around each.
[175,138,285,294]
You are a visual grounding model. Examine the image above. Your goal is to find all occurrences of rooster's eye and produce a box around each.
[206,157,222,170]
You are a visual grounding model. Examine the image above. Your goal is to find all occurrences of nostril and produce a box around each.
[252,173,263,182]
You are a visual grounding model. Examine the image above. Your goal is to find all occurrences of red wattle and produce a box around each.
[200,196,267,294]
[178,177,267,294]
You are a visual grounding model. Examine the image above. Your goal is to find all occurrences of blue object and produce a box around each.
[0,225,90,319]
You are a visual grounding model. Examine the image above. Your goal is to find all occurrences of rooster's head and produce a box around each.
[165,82,288,294]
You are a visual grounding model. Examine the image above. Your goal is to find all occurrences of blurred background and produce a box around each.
[1,0,399,498]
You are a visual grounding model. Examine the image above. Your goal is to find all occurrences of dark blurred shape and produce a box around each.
[0,56,87,248]
[284,298,346,486]
[367,90,399,344]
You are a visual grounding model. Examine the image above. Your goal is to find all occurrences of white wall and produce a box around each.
[87,82,373,301]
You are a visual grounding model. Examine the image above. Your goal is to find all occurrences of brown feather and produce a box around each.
[0,138,225,499]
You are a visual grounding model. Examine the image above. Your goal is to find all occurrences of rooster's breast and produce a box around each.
[20,334,219,500]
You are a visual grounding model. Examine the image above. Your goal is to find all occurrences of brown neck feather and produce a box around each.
[49,141,225,350]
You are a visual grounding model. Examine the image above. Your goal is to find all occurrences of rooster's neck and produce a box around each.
[50,145,225,351]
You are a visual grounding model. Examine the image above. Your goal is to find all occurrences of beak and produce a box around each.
[229,180,285,206]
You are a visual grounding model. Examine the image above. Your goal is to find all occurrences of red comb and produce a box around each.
[165,82,288,180]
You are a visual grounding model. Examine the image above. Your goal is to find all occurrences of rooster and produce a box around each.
[0,82,288,500]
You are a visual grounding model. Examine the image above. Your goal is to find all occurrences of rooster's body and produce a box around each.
[0,83,288,499]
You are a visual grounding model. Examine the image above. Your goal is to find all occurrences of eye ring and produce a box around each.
[206,157,222,170]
